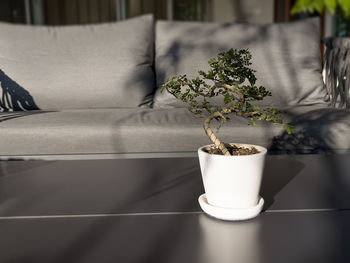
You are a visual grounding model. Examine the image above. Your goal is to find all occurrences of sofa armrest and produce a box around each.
[323,37,350,109]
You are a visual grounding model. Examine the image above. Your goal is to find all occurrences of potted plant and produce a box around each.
[161,49,294,220]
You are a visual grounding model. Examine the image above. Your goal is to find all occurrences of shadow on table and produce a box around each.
[260,157,305,210]
[47,159,201,263]
[323,154,350,260]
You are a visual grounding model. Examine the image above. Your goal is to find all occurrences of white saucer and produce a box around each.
[198,194,264,221]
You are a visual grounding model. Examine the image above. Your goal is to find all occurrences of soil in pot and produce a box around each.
[204,144,260,156]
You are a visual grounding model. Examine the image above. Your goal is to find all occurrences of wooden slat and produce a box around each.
[284,0,291,21]
[88,0,100,23]
[321,11,326,61]
[154,0,166,20]
[40,0,115,25]
[142,0,155,14]
[58,0,66,25]
[99,0,110,22]
[65,0,78,24]
[109,0,117,21]
[12,0,26,23]
[45,0,61,25]
[77,0,89,23]
[274,0,281,22]
[129,0,142,17]
[0,0,13,22]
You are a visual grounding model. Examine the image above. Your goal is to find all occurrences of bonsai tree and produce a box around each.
[160,48,295,156]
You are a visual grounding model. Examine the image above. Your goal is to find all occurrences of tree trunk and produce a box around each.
[204,109,233,156]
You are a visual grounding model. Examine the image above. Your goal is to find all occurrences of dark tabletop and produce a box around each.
[0,153,349,262]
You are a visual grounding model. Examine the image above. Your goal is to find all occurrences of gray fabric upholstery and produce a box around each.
[0,106,348,156]
[154,18,328,108]
[0,15,155,110]
[0,16,346,157]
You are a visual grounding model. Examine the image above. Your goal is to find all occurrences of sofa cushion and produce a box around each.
[0,15,155,111]
[0,106,348,156]
[154,18,328,108]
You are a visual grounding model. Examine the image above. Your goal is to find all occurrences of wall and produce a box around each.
[0,0,276,25]
[44,0,117,25]
[211,0,274,24]
[129,0,166,20]
[0,0,26,23]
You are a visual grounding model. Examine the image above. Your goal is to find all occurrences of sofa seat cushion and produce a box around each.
[154,18,328,108]
[0,106,348,156]
[0,15,155,111]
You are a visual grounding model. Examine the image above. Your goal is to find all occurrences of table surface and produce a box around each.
[0,153,349,263]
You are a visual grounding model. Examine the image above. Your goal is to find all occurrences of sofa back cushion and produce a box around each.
[153,18,328,108]
[0,15,155,111]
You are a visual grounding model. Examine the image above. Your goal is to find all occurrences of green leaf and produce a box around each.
[325,0,337,13]
[314,0,325,14]
[292,0,350,17]
[284,124,296,135]
[291,0,310,15]
[248,118,257,126]
[291,0,324,15]
[208,58,216,65]
[339,0,350,18]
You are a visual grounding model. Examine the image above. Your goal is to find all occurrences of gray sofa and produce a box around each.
[0,15,349,157]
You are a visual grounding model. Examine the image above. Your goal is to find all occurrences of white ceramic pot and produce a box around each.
[198,143,267,210]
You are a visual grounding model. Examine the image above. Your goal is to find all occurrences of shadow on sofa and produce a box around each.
[270,108,350,154]
[0,111,43,124]
[0,69,40,112]
[154,20,320,108]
